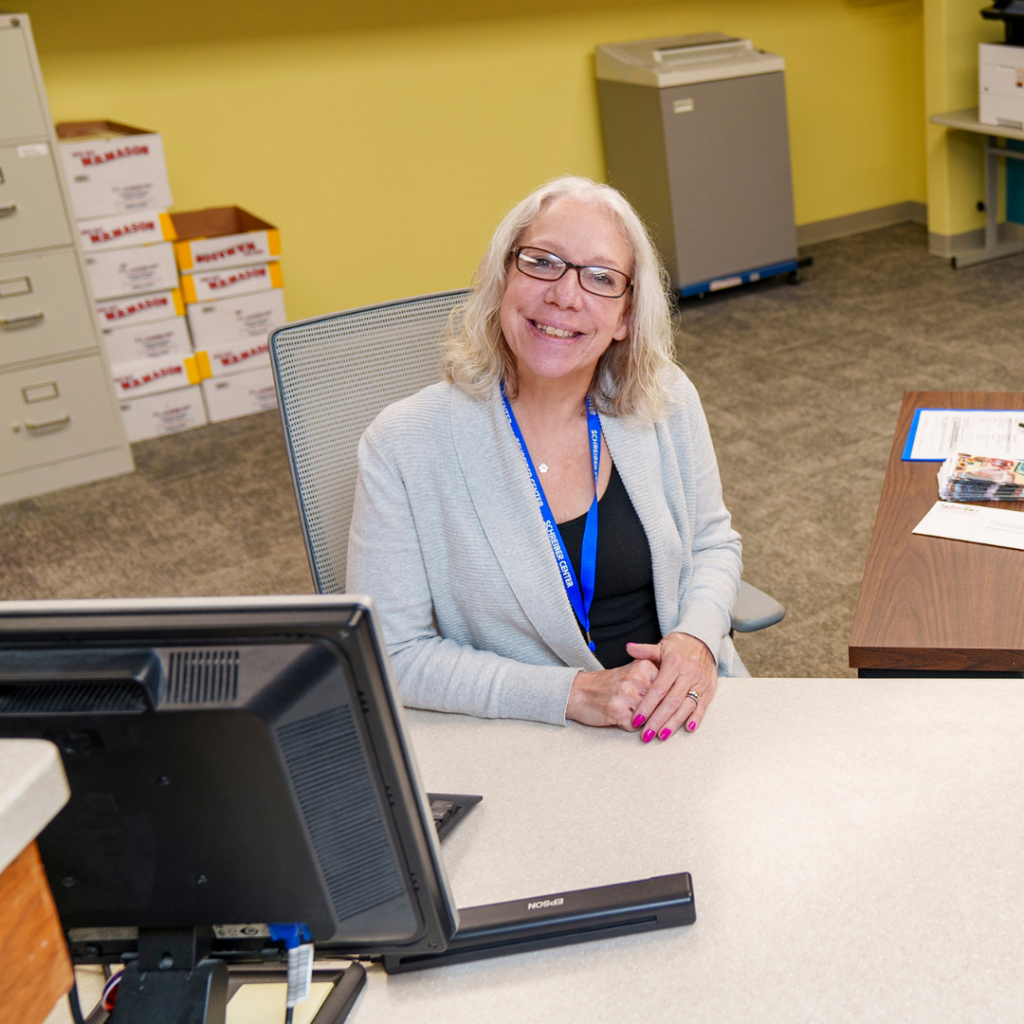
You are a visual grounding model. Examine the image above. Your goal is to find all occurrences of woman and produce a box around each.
[348,176,747,742]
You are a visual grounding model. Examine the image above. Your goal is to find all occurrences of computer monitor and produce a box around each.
[0,594,698,1022]
[0,595,458,1020]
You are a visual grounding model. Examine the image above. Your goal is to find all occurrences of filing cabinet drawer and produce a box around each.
[0,26,48,143]
[1,354,123,475]
[0,142,72,256]
[0,248,98,367]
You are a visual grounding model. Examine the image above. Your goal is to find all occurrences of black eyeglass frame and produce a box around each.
[510,246,633,299]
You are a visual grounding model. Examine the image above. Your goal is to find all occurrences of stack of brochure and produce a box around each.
[938,453,1024,502]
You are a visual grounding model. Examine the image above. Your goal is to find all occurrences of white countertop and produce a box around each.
[930,106,1024,143]
[0,739,69,875]
[339,677,1024,1023]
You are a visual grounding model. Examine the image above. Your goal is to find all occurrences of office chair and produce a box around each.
[270,289,784,633]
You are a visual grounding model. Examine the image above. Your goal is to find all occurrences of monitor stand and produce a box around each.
[114,928,227,1024]
[103,928,367,1024]
[227,963,366,1023]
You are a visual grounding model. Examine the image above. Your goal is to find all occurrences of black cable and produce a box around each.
[68,980,87,1024]
[284,1007,294,1024]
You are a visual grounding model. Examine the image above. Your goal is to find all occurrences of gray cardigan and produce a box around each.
[347,368,747,727]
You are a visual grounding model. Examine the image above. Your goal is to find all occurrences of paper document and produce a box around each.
[902,409,1024,461]
[913,501,1024,551]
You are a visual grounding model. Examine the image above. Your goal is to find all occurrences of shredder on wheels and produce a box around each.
[596,33,799,298]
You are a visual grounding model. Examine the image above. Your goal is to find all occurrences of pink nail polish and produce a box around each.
[632,713,646,728]
[641,729,655,744]
[658,728,671,741]
[687,720,696,732]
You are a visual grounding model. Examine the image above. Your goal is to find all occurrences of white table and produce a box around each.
[0,739,69,875]
[339,677,1024,1023]
[930,107,1024,268]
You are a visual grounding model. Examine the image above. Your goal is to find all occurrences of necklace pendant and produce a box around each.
[538,462,549,473]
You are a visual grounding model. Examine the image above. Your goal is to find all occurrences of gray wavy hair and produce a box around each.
[442,176,676,419]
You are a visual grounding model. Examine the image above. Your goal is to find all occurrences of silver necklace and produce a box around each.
[536,418,585,474]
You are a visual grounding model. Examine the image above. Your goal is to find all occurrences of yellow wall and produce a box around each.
[924,0,1003,242]
[26,0,924,320]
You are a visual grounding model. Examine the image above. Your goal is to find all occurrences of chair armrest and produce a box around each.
[731,580,785,633]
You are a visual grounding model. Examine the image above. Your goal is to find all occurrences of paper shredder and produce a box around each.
[596,33,799,298]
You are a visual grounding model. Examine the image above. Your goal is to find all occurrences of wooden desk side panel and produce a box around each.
[0,841,74,1024]
[849,391,1024,671]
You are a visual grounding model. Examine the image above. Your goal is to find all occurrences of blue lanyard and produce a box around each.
[501,385,601,652]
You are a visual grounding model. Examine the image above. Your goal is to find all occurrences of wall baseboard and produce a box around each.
[793,202,1024,260]
[796,201,927,246]
[928,220,1024,258]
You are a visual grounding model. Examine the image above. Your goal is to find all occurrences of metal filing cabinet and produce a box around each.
[596,33,798,297]
[0,12,133,504]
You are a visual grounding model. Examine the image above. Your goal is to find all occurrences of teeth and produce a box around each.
[534,322,577,339]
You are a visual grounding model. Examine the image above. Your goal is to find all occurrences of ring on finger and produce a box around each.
[686,690,701,705]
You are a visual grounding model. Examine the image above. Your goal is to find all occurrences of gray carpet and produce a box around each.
[0,411,314,600]
[2,223,1022,678]
[681,223,1024,676]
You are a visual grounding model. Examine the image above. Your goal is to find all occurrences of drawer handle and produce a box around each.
[0,311,44,328]
[0,204,16,216]
[25,414,70,431]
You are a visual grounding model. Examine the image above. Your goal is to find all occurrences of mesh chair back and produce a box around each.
[271,289,470,594]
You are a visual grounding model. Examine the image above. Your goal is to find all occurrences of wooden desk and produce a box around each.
[849,390,1024,673]
[0,740,73,1024]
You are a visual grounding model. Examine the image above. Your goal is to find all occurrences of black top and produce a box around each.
[557,464,661,669]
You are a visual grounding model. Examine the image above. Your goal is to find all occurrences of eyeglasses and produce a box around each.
[512,246,632,299]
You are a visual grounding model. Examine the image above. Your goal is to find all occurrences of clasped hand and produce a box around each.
[565,632,718,742]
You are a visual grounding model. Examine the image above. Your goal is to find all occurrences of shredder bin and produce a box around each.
[596,33,798,297]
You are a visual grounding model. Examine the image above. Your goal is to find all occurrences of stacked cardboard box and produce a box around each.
[171,206,287,422]
[56,121,208,441]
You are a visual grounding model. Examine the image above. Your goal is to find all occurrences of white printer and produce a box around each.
[980,43,1024,129]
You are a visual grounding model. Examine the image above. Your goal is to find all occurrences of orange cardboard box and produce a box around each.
[180,262,283,305]
[170,207,281,274]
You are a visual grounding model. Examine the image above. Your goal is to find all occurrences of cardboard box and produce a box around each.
[76,210,177,253]
[186,289,287,349]
[56,120,174,220]
[111,353,203,400]
[170,207,281,273]
[95,289,184,332]
[119,385,208,443]
[201,365,278,422]
[196,338,270,378]
[180,262,282,305]
[980,43,1024,129]
[103,316,193,366]
[84,241,179,301]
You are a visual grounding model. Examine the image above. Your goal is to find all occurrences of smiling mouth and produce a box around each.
[531,320,581,339]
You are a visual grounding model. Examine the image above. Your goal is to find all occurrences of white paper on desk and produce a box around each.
[904,409,1024,460]
[912,501,1024,551]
